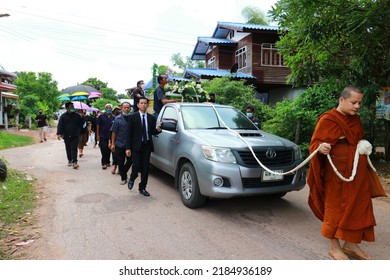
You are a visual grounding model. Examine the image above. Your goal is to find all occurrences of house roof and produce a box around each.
[191,21,279,60]
[191,37,237,60]
[184,68,256,80]
[0,82,17,92]
[168,76,191,82]
[0,67,18,81]
[213,22,279,38]
[0,92,18,99]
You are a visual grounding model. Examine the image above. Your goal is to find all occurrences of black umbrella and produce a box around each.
[62,84,99,95]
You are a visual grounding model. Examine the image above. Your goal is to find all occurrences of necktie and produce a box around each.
[142,114,147,143]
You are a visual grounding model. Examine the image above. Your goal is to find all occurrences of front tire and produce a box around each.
[178,162,206,208]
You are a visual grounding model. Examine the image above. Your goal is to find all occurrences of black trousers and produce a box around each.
[64,135,79,163]
[129,141,152,190]
[112,150,118,165]
[115,146,132,181]
[99,138,111,166]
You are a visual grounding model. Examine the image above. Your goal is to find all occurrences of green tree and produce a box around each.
[202,77,274,123]
[270,0,390,157]
[262,82,339,155]
[116,93,128,100]
[18,95,40,128]
[90,98,119,111]
[82,77,118,101]
[150,63,159,92]
[241,5,269,24]
[14,71,59,125]
[149,64,175,93]
[270,0,389,92]
[171,53,205,75]
[81,77,107,92]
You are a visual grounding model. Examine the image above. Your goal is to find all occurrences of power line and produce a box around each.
[1,7,196,47]
[0,8,196,63]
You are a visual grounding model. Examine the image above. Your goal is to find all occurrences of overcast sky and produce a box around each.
[0,0,277,94]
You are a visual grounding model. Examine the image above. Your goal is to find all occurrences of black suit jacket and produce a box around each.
[126,112,161,152]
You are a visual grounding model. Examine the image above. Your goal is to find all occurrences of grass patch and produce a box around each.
[0,169,36,224]
[0,132,35,150]
[0,162,37,259]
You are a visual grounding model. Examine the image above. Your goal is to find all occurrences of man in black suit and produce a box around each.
[125,97,162,196]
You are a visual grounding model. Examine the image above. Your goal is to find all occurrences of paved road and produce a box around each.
[1,132,389,260]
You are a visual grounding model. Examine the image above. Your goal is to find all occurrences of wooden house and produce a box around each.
[0,66,18,129]
[187,22,302,104]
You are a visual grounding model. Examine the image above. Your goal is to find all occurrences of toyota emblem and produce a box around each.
[265,150,277,159]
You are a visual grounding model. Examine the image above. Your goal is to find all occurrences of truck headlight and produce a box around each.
[201,145,236,163]
[293,146,302,160]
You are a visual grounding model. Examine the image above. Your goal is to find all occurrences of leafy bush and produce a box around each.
[263,84,339,156]
[202,77,275,123]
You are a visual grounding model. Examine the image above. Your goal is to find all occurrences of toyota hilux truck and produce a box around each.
[150,102,306,208]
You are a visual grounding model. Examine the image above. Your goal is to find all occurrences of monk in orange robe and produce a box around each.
[307,86,377,260]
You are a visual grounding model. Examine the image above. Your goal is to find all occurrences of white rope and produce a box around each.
[326,139,376,182]
[211,105,375,179]
[211,105,323,175]
[240,135,321,176]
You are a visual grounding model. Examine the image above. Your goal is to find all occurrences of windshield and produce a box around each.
[181,106,258,130]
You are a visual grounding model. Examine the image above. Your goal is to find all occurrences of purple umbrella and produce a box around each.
[61,102,98,112]
[88,92,102,99]
[72,102,100,112]
[72,102,90,110]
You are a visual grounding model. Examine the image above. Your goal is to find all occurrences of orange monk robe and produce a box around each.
[307,109,376,243]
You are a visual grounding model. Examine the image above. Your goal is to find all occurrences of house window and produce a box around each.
[235,46,247,69]
[261,43,286,67]
[207,56,216,68]
[229,30,235,39]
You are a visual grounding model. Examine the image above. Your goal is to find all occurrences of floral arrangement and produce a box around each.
[165,81,208,102]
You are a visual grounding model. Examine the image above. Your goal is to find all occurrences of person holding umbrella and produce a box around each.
[77,109,91,158]
[56,102,83,169]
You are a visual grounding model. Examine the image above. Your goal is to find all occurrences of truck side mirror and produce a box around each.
[161,118,177,132]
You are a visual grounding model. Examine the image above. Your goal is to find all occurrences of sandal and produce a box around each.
[329,248,349,260]
[111,165,117,174]
[342,247,373,260]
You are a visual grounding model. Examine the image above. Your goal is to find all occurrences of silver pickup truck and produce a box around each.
[150,103,306,208]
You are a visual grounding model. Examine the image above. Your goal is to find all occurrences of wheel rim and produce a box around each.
[180,170,192,200]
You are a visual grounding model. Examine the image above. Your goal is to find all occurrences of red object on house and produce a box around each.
[0,82,16,92]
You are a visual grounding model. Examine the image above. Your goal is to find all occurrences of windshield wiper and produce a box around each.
[206,127,227,129]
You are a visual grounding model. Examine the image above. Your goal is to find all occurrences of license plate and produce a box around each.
[262,170,284,181]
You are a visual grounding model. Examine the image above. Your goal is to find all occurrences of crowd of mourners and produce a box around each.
[56,78,164,197]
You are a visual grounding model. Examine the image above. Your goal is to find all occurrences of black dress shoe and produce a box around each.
[128,181,134,190]
[139,189,150,196]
